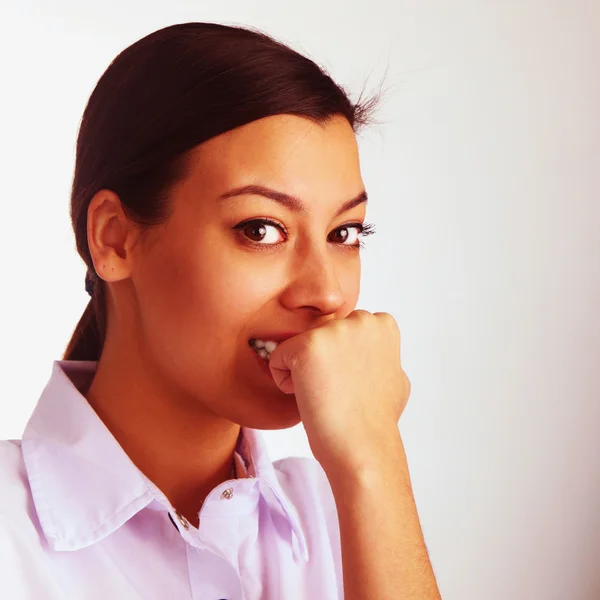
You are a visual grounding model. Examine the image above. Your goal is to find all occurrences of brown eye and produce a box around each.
[330,228,349,243]
[244,222,267,242]
[233,219,286,245]
[329,226,361,245]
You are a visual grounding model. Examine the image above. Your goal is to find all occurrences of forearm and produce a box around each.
[327,432,441,600]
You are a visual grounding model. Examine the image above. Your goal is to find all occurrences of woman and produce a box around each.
[0,22,440,599]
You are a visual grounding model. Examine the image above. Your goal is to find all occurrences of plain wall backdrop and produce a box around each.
[1,1,599,598]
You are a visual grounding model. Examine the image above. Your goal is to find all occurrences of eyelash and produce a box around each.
[232,218,376,251]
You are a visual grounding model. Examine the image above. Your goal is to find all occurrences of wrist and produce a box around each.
[321,429,411,492]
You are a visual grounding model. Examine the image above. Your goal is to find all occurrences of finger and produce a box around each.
[267,339,299,395]
[268,362,295,394]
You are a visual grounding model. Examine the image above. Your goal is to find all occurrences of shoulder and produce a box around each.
[0,440,48,596]
[272,455,340,533]
[0,439,43,549]
[0,439,30,513]
[273,455,335,506]
[272,455,343,591]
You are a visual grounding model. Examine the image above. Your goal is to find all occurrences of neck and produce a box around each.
[85,340,242,527]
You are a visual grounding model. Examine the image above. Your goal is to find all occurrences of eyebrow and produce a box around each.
[218,184,368,218]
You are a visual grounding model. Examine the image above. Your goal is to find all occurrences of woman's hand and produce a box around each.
[270,311,441,599]
[268,310,411,475]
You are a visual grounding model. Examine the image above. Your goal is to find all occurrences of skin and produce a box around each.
[86,114,366,524]
[268,312,441,598]
[86,113,441,597]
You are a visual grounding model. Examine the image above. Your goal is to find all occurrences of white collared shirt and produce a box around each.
[0,360,344,599]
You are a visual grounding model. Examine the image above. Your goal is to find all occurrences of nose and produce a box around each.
[278,247,347,316]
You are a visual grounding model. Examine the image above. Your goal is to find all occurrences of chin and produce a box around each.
[233,392,303,431]
[249,412,303,431]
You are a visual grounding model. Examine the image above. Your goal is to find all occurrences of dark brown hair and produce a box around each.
[63,22,377,362]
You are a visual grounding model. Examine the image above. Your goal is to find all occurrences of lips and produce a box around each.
[248,332,301,343]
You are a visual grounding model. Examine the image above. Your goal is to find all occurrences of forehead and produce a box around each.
[182,114,364,210]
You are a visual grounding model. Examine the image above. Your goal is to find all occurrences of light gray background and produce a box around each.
[1,1,599,598]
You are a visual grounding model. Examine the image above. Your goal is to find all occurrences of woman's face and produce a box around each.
[131,114,368,430]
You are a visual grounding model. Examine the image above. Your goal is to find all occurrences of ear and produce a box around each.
[87,189,140,284]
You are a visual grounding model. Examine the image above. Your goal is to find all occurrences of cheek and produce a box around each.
[336,258,361,312]
[137,241,280,347]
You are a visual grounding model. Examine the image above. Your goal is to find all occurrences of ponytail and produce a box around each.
[63,280,106,361]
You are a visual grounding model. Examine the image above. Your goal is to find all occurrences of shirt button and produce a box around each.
[221,487,234,499]
[174,510,191,530]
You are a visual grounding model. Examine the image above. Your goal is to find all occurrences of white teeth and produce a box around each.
[251,339,280,361]
[264,341,278,353]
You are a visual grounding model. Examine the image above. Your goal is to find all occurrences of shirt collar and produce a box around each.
[22,360,308,561]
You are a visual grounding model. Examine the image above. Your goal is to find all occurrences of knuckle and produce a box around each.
[305,327,327,354]
[351,309,372,321]
[375,312,400,336]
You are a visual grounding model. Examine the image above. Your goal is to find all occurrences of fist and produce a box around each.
[268,310,411,473]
